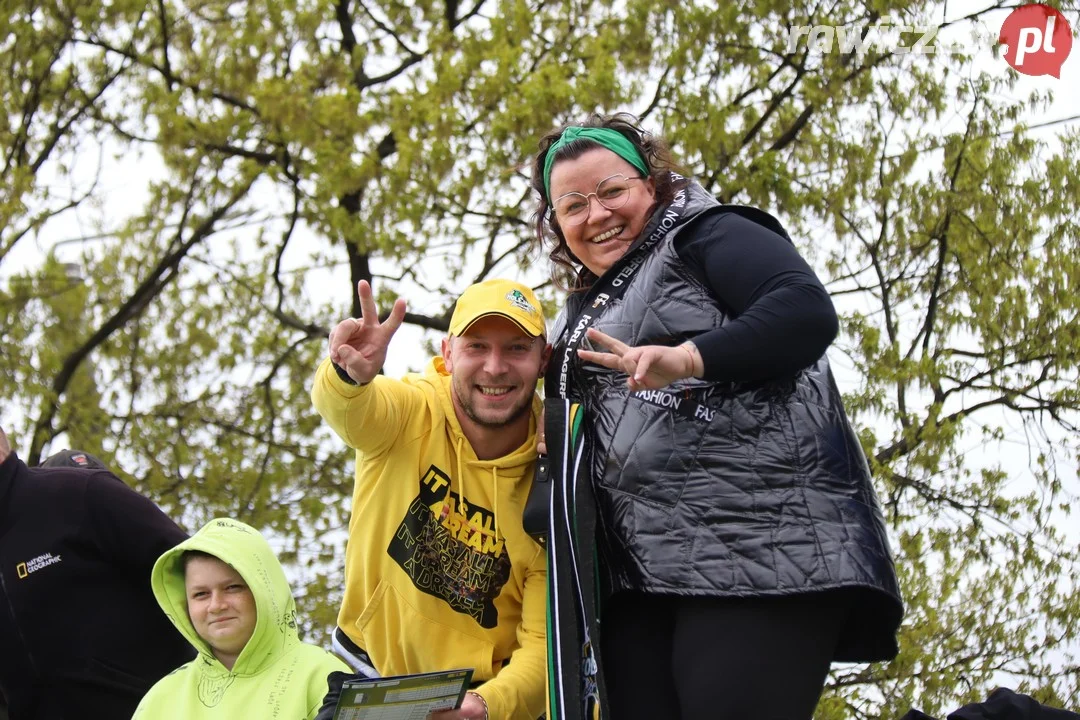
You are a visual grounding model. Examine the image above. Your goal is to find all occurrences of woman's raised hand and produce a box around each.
[577,328,702,391]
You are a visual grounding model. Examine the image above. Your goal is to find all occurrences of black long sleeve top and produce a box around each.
[674,212,839,383]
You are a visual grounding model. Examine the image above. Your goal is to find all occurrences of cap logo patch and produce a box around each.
[506,289,536,314]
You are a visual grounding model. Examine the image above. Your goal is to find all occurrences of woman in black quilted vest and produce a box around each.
[530,113,903,720]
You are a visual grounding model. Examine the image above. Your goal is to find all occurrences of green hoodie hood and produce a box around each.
[151,518,300,676]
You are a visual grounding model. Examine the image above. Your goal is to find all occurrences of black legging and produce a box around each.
[600,590,850,720]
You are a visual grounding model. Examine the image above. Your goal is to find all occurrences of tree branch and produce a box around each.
[29,173,259,462]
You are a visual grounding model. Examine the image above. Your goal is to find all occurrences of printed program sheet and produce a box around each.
[332,669,474,720]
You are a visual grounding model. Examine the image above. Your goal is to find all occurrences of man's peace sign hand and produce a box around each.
[328,280,407,385]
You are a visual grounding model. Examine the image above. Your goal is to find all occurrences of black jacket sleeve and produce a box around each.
[315,672,354,720]
[675,211,839,383]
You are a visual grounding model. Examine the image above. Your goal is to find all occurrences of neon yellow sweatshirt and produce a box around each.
[311,356,547,720]
[132,518,348,719]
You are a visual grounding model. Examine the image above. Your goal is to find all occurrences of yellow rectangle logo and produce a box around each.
[16,563,27,579]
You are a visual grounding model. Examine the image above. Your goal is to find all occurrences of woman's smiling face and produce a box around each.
[548,148,656,278]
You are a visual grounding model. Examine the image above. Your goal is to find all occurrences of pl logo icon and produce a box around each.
[998,3,1073,78]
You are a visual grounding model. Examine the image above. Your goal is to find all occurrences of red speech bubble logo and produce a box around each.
[998,4,1073,78]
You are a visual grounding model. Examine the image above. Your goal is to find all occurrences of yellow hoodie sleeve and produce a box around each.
[474,542,548,720]
[310,356,425,456]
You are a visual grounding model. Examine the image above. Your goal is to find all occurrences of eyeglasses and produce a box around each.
[550,174,644,226]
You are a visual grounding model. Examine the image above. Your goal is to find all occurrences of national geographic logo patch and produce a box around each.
[16,552,63,578]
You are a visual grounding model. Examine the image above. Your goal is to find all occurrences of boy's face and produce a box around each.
[184,555,257,663]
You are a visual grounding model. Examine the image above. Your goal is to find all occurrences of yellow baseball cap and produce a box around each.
[449,279,546,338]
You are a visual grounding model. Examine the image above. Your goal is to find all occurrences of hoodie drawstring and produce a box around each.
[449,435,500,546]
[447,435,465,521]
[491,466,500,542]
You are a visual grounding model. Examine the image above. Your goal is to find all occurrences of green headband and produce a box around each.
[542,126,650,200]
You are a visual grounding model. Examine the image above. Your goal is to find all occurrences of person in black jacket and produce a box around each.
[530,114,903,720]
[0,426,194,719]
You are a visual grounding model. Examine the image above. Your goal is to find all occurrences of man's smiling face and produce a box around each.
[443,315,547,430]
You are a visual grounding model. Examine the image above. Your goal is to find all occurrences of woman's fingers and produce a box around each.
[585,327,631,355]
[577,348,625,370]
[579,335,687,391]
[633,350,655,383]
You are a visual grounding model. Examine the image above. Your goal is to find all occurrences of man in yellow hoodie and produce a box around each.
[311,278,551,720]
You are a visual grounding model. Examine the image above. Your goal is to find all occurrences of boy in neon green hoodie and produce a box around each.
[132,518,347,719]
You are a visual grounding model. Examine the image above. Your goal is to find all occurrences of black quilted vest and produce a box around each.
[548,190,903,662]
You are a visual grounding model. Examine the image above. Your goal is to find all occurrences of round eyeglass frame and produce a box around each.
[549,174,645,226]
